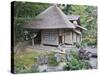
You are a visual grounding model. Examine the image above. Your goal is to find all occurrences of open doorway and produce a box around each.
[59,36,62,44]
[34,31,41,45]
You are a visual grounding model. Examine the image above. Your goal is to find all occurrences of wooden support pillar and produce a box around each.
[31,33,38,47]
[32,38,34,46]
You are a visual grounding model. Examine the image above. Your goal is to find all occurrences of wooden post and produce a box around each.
[31,33,38,47]
[32,38,34,46]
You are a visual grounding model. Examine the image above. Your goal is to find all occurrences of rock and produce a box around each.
[92,53,97,58]
[46,62,65,72]
[54,53,62,62]
[79,49,86,53]
[37,55,48,65]
[46,67,57,72]
[38,64,48,72]
[65,52,71,61]
[58,62,66,70]
[37,55,43,65]
[85,52,92,60]
[88,58,97,69]
[31,64,38,68]
[66,55,71,61]
[79,49,92,60]
[38,62,66,72]
[44,56,48,64]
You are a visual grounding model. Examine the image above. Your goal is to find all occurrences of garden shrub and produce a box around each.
[82,37,97,46]
[74,41,87,48]
[26,64,39,73]
[75,37,97,49]
[64,58,91,70]
[74,42,81,48]
[63,51,91,70]
[48,52,59,66]
[70,51,79,60]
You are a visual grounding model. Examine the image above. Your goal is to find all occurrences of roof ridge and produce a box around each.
[24,5,77,29]
[55,6,75,28]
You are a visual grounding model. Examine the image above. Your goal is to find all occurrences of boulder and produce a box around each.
[38,64,47,72]
[37,55,48,65]
[54,53,62,62]
[79,49,92,60]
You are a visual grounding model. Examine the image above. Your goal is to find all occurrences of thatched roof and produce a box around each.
[66,15,80,21]
[23,5,76,29]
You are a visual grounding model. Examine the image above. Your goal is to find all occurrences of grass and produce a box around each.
[14,48,49,73]
[15,51,38,66]
[14,51,39,73]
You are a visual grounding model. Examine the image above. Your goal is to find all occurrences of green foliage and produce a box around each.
[14,51,39,73]
[64,51,91,70]
[70,51,79,60]
[74,41,87,48]
[65,59,90,70]
[19,65,39,73]
[14,18,25,43]
[82,37,97,45]
[15,64,39,73]
[48,52,59,66]
[14,2,49,17]
[14,2,97,45]
[74,42,81,48]
[14,2,50,43]
[62,5,97,46]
